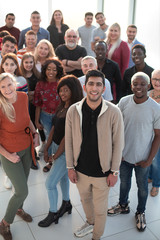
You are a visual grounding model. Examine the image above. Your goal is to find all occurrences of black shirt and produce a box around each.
[47,24,69,49]
[52,108,68,145]
[27,73,38,91]
[75,100,110,177]
[98,58,122,102]
[55,44,87,77]
[122,63,154,96]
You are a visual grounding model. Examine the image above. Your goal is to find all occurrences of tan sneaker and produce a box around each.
[0,221,12,240]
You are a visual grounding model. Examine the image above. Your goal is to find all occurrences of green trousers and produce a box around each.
[1,146,32,224]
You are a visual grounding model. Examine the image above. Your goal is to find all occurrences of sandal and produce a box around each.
[43,162,52,172]
[150,187,159,197]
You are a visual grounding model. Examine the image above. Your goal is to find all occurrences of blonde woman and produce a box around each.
[34,39,56,72]
[0,73,39,240]
[106,23,130,78]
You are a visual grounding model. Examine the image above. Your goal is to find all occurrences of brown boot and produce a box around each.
[16,209,32,222]
[0,221,12,240]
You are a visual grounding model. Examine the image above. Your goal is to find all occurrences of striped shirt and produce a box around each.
[17,48,27,59]
[15,75,28,93]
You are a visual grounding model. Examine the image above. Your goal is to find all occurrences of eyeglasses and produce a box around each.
[152,78,160,83]
[67,35,77,39]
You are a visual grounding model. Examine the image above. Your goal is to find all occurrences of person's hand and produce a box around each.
[35,122,43,130]
[68,169,78,184]
[44,149,49,163]
[33,133,40,148]
[135,160,151,168]
[94,36,101,42]
[107,173,118,187]
[7,152,20,163]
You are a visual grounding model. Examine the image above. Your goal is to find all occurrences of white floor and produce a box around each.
[0,155,160,240]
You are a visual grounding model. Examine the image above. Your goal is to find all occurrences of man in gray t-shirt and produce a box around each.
[91,12,108,51]
[108,72,160,232]
[78,12,96,57]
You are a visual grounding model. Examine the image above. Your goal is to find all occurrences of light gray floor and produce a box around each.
[0,155,160,240]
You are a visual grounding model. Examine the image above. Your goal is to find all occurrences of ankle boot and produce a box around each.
[57,200,72,218]
[38,212,59,227]
[0,221,12,240]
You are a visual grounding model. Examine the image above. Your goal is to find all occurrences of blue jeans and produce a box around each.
[148,148,160,187]
[45,142,69,213]
[40,110,54,155]
[119,160,149,213]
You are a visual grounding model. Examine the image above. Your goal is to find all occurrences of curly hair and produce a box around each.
[41,58,65,82]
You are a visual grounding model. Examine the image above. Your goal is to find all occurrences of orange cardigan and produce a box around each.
[0,92,31,153]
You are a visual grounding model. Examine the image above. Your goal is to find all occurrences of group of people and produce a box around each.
[0,9,160,240]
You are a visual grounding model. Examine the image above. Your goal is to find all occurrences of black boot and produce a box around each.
[57,200,72,218]
[38,212,59,227]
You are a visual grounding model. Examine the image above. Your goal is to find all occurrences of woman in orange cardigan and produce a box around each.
[0,73,39,240]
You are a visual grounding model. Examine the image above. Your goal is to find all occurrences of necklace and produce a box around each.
[60,107,69,113]
[152,90,160,99]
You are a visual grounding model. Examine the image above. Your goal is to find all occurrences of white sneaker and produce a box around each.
[74,221,93,238]
[38,143,45,155]
[4,176,12,189]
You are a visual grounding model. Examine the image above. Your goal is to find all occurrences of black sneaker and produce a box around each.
[135,212,146,231]
[108,203,130,216]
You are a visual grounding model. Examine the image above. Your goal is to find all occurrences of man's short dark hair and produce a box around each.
[95,12,104,18]
[132,44,146,55]
[95,40,107,49]
[127,24,137,30]
[85,69,105,86]
[6,13,15,19]
[31,11,40,15]
[0,30,10,38]
[85,12,93,17]
[2,35,17,45]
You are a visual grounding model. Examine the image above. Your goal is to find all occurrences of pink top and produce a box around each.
[107,41,130,78]
[34,81,60,114]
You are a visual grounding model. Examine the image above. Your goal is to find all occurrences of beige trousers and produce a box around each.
[76,172,110,240]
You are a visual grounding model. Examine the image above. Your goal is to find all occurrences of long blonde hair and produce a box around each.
[0,73,16,122]
[34,39,55,63]
[106,23,121,59]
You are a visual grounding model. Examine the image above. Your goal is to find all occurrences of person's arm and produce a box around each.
[107,108,124,186]
[29,120,40,148]
[62,57,82,71]
[122,70,129,97]
[35,106,43,130]
[0,145,20,163]
[136,129,160,168]
[52,137,65,160]
[46,30,50,41]
[18,30,25,50]
[103,79,113,101]
[65,108,78,183]
[120,42,130,77]
[44,125,55,162]
[114,64,122,102]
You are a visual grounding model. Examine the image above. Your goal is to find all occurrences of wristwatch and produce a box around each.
[111,171,119,176]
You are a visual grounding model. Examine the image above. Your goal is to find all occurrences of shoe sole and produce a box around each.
[74,228,93,238]
[108,210,130,216]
